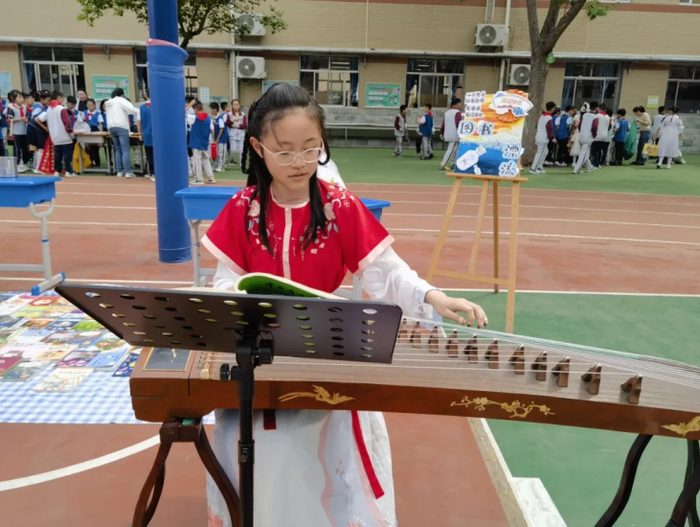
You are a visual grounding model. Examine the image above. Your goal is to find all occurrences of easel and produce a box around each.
[426,173,528,334]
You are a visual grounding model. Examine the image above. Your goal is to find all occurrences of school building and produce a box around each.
[2,0,699,150]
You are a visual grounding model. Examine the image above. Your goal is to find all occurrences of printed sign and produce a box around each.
[646,95,660,109]
[365,83,401,109]
[454,90,532,178]
[0,72,12,98]
[91,75,130,100]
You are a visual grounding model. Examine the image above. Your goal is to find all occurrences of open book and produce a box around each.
[178,273,346,300]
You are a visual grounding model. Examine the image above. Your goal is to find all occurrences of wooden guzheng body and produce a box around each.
[131,318,700,441]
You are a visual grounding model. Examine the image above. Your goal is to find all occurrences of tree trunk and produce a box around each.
[521,53,550,167]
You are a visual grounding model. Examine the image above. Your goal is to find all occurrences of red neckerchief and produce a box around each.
[50,101,60,108]
[197,112,208,121]
[145,102,151,107]
[427,111,433,117]
[19,106,25,118]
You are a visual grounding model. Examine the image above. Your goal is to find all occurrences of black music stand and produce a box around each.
[56,283,402,527]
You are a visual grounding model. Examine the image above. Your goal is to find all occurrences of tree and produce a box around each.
[78,0,287,50]
[520,0,610,164]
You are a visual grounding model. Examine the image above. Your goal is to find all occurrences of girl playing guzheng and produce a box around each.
[201,82,488,527]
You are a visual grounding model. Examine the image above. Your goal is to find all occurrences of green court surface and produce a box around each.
[217,148,700,197]
[448,290,700,526]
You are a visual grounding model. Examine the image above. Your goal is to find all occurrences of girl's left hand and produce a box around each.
[425,290,488,328]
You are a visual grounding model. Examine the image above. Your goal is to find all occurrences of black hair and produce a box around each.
[231,99,240,105]
[209,102,220,111]
[599,103,607,111]
[638,106,645,113]
[86,98,96,106]
[606,108,613,117]
[399,104,407,112]
[565,105,573,112]
[545,101,556,111]
[450,97,461,106]
[589,101,599,111]
[51,90,63,101]
[632,106,640,113]
[22,92,32,100]
[100,98,108,112]
[221,102,229,110]
[658,106,666,113]
[66,95,77,104]
[193,101,203,112]
[185,95,195,103]
[241,82,330,253]
[669,107,680,114]
[425,103,432,110]
[111,87,125,98]
[617,108,626,116]
[7,89,19,102]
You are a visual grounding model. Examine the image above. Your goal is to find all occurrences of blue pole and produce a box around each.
[147,0,192,263]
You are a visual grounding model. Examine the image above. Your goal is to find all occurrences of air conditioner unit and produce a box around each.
[509,64,531,86]
[236,56,267,79]
[235,13,266,36]
[475,24,507,47]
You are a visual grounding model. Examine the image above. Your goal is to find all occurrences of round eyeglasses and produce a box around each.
[260,142,325,166]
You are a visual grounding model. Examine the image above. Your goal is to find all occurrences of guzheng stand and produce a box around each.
[56,283,402,527]
[426,173,527,333]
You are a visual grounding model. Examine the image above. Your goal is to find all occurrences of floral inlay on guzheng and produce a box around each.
[278,385,355,405]
[450,396,555,419]
[662,416,700,437]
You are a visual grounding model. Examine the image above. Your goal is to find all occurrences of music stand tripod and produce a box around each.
[56,283,403,527]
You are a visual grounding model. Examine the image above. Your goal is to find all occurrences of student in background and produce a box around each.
[604,108,615,166]
[28,90,50,174]
[105,88,138,178]
[136,90,154,181]
[393,104,407,158]
[591,103,610,168]
[573,101,599,174]
[440,97,462,169]
[650,106,665,144]
[418,103,433,160]
[633,106,652,165]
[612,108,630,166]
[7,90,29,172]
[555,105,575,167]
[40,91,75,178]
[211,102,228,172]
[187,101,215,185]
[228,99,246,166]
[531,101,556,174]
[654,107,683,170]
[0,90,7,157]
[545,106,560,166]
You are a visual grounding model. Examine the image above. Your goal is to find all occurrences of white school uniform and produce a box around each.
[656,114,683,162]
[228,110,246,163]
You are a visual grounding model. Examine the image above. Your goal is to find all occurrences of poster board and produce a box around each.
[263,81,298,93]
[646,95,660,109]
[0,72,12,98]
[91,75,130,101]
[454,90,532,178]
[365,83,401,109]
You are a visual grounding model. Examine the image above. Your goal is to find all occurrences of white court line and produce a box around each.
[0,435,159,492]
[4,220,697,246]
[2,277,699,297]
[42,206,700,230]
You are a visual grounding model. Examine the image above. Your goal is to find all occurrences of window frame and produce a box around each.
[299,54,360,107]
[405,57,465,109]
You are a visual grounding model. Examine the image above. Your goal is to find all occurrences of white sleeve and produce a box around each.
[186,113,196,126]
[37,112,47,123]
[213,261,241,291]
[360,246,435,319]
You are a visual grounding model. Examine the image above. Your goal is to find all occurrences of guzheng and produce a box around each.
[130,317,700,441]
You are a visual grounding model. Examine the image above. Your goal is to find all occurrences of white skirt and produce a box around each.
[206,409,398,527]
[657,129,680,160]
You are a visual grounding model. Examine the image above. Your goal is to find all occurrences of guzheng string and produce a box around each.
[198,316,700,389]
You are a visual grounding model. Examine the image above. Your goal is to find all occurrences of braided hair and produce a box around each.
[240,82,331,253]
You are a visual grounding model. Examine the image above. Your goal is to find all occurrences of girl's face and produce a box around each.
[25,97,34,106]
[232,101,240,112]
[251,109,323,198]
[87,101,96,111]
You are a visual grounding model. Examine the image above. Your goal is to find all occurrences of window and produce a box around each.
[134,49,197,101]
[561,62,620,110]
[665,65,700,113]
[299,55,359,106]
[22,46,85,96]
[406,58,464,109]
[680,0,700,4]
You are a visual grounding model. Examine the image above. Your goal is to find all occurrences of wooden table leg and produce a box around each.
[427,177,463,282]
[505,181,521,334]
[132,440,172,527]
[492,181,499,294]
[468,181,490,276]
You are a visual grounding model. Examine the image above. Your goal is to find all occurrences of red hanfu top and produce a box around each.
[202,179,394,293]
